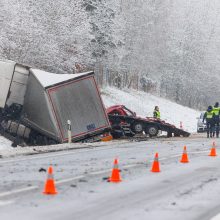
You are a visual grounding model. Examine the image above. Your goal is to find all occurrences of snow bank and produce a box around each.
[0,86,200,152]
[0,136,12,150]
[101,87,200,132]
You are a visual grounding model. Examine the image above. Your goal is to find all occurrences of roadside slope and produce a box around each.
[101,87,200,132]
[0,86,200,150]
[0,136,12,150]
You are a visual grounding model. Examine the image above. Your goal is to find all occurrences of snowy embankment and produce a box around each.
[0,136,12,150]
[0,86,200,151]
[101,87,200,133]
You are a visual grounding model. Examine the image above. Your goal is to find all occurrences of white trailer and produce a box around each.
[0,59,110,145]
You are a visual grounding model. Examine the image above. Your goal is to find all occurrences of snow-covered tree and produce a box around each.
[1,0,220,110]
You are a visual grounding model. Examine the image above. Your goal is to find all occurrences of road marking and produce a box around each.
[0,140,148,164]
[90,169,111,175]
[0,200,15,206]
[190,150,210,154]
[88,151,213,174]
[0,139,212,165]
[210,213,220,220]
[0,148,213,198]
[0,146,118,164]
[0,139,151,164]
[56,175,85,184]
[0,186,38,198]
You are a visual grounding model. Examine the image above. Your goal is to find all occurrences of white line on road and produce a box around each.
[0,146,118,165]
[190,150,210,154]
[0,200,15,206]
[56,175,85,185]
[90,169,111,175]
[0,149,214,199]
[0,140,148,165]
[0,141,212,165]
[52,150,218,181]
[0,186,38,198]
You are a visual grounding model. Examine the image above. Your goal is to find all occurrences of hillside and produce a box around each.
[101,87,200,132]
[0,87,200,150]
[1,0,220,109]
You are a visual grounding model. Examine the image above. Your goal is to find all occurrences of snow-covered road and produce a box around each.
[1,135,220,220]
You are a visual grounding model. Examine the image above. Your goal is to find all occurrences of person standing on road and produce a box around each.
[153,106,160,119]
[203,106,215,138]
[212,102,220,138]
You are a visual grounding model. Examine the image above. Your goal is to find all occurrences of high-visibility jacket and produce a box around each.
[153,110,160,119]
[203,111,214,122]
[206,111,214,119]
[212,107,220,116]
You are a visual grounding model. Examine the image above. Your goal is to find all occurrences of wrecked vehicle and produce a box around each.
[107,105,190,138]
[0,60,110,145]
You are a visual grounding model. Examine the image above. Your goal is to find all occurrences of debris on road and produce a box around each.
[38,168,46,173]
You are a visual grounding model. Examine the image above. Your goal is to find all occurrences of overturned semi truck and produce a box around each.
[0,60,111,146]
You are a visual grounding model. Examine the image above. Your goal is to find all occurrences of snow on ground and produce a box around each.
[0,137,218,220]
[101,87,200,132]
[0,136,12,150]
[0,86,200,152]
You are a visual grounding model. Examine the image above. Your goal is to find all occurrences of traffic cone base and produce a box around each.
[209,147,217,157]
[151,153,160,172]
[43,179,57,194]
[108,170,122,182]
[109,159,122,183]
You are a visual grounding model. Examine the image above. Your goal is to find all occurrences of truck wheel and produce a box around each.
[132,122,143,133]
[146,125,159,136]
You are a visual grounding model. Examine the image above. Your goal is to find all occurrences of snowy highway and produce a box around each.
[1,135,220,220]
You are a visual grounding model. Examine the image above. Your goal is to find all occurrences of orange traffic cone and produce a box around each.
[43,166,57,194]
[151,153,160,172]
[101,133,113,142]
[180,146,189,163]
[209,142,217,156]
[108,158,122,183]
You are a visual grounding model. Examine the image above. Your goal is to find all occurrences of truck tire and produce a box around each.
[131,122,143,133]
[146,125,159,137]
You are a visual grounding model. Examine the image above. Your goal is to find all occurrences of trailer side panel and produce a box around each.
[21,73,60,141]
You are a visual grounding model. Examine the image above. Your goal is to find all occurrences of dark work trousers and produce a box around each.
[214,117,220,137]
[206,119,214,138]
